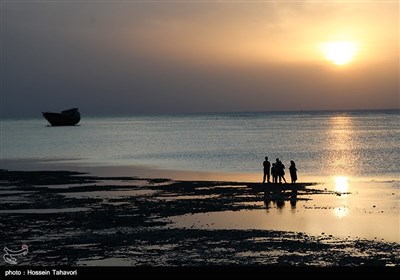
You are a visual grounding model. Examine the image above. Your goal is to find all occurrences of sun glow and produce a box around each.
[334,176,349,193]
[322,41,358,65]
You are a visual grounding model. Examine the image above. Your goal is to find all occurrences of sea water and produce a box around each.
[1,110,400,243]
[1,110,399,180]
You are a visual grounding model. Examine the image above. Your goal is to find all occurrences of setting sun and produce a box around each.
[322,41,358,65]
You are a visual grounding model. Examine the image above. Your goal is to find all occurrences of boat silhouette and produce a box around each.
[42,108,81,126]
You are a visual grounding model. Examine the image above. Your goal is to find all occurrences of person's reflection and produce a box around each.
[263,188,286,210]
[290,189,298,209]
[264,189,272,209]
[276,190,285,209]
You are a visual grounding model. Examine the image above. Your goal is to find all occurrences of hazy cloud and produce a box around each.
[1,1,398,117]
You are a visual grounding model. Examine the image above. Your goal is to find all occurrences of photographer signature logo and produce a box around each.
[3,245,29,264]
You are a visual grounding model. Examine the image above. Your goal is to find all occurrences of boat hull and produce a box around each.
[42,112,80,126]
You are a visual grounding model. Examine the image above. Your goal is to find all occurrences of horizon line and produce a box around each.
[1,108,399,120]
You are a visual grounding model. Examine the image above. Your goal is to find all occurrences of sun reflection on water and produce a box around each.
[333,206,349,219]
[333,176,349,218]
[327,115,358,177]
[335,176,349,193]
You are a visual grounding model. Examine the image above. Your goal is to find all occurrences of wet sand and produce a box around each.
[0,169,399,267]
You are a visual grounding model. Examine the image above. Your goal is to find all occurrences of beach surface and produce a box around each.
[0,169,399,267]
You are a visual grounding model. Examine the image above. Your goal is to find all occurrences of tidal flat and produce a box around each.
[1,170,398,267]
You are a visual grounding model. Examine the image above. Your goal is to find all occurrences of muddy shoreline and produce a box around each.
[1,170,398,267]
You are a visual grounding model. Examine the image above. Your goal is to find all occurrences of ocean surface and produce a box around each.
[1,110,399,180]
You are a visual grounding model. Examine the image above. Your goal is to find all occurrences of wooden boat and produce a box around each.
[42,108,81,126]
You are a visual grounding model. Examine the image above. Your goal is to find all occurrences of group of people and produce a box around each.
[262,157,297,184]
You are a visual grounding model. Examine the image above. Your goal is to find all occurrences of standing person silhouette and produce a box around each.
[277,160,286,184]
[289,160,297,184]
[262,156,271,183]
[271,163,277,183]
[275,158,280,183]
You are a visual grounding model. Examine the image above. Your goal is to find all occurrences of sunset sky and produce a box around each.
[1,1,399,117]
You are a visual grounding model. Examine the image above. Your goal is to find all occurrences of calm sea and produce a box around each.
[1,110,399,180]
